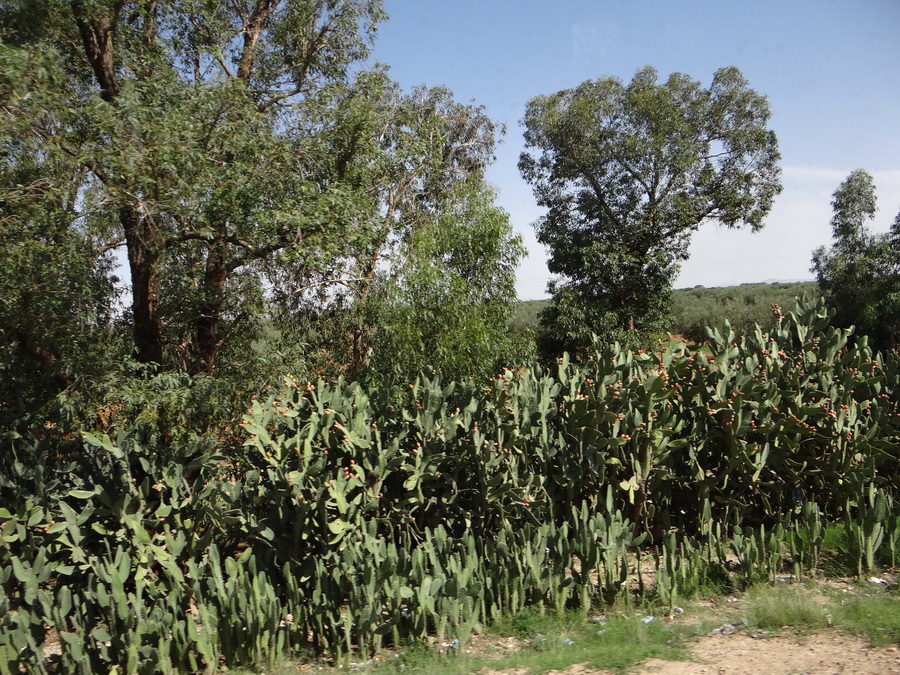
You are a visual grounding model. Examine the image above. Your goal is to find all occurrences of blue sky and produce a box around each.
[369,0,900,299]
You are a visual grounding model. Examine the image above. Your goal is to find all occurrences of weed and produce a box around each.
[822,524,848,552]
[832,594,900,646]
[747,584,830,631]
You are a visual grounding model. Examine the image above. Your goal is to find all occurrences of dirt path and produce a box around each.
[486,631,900,675]
[638,631,900,675]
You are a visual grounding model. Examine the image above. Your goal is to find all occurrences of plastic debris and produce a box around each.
[641,616,655,624]
[440,639,460,650]
[561,637,574,646]
[672,606,684,614]
[869,576,888,585]
[711,622,736,634]
[592,615,607,624]
[596,629,609,636]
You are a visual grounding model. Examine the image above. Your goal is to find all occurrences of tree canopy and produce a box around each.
[519,66,782,356]
[1,0,391,373]
[812,169,900,348]
[0,0,525,423]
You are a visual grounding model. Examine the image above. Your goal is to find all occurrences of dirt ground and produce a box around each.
[481,630,900,675]
[638,630,900,675]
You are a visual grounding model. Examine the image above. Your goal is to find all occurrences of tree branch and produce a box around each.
[71,0,125,101]
[94,238,125,259]
[565,148,623,230]
[236,0,281,82]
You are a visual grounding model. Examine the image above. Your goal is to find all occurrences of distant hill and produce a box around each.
[671,281,819,341]
[512,281,820,341]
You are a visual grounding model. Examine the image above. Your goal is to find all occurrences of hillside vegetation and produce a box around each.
[513,281,820,343]
[670,281,819,341]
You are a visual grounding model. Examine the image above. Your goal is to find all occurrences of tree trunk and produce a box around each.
[122,205,164,364]
[350,255,380,372]
[72,6,166,365]
[14,328,72,390]
[193,240,228,373]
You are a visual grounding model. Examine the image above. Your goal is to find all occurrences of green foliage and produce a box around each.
[510,299,549,334]
[520,66,782,357]
[362,180,528,381]
[843,484,892,576]
[748,585,830,631]
[514,283,822,351]
[5,296,900,671]
[670,282,819,343]
[812,169,900,349]
[0,0,391,368]
[482,614,688,675]
[833,595,900,646]
[0,46,121,423]
[0,1,521,391]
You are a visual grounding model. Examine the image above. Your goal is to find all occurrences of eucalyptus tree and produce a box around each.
[812,170,900,348]
[341,85,518,374]
[1,0,386,373]
[363,178,526,380]
[519,66,782,356]
[246,79,519,376]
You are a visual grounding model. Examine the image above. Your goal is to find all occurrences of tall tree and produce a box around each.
[364,178,526,380]
[258,82,517,377]
[519,66,782,356]
[0,44,122,418]
[1,0,386,372]
[343,85,512,373]
[812,170,900,348]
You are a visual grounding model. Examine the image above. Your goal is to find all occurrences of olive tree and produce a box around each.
[519,66,782,356]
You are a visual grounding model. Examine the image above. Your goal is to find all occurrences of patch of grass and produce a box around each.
[817,525,860,577]
[232,581,899,674]
[747,584,830,631]
[821,524,847,552]
[478,613,691,675]
[490,605,557,639]
[295,611,695,675]
[832,594,900,646]
[366,640,479,675]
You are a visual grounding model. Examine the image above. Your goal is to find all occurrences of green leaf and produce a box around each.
[327,520,351,535]
[92,627,112,643]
